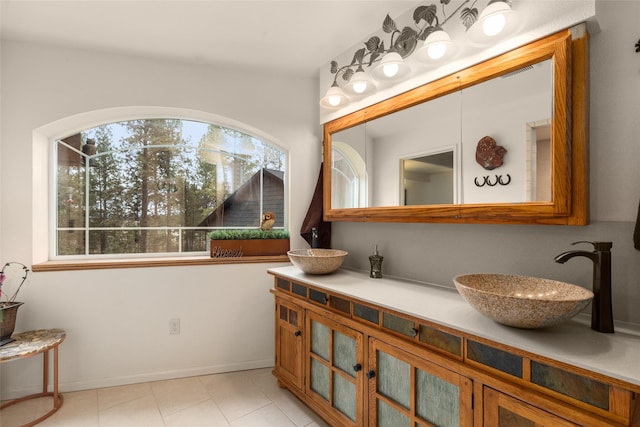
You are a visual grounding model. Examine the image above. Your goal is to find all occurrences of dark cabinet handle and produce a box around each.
[411,328,418,338]
[353,363,362,372]
[366,370,376,379]
[294,330,301,337]
[321,297,328,305]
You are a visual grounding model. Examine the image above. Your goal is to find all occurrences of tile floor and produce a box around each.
[1,368,329,427]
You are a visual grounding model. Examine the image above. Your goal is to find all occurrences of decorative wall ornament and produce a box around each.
[475,135,507,170]
[635,38,640,53]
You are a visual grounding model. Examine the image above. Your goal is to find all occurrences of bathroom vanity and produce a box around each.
[269,266,640,426]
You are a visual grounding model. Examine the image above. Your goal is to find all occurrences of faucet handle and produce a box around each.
[570,241,613,251]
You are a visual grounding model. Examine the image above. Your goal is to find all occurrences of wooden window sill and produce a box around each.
[32,255,290,272]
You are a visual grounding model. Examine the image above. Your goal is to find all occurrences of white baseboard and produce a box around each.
[1,359,274,400]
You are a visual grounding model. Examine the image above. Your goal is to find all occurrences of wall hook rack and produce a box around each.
[474,174,511,187]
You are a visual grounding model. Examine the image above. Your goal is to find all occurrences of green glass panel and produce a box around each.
[334,373,356,422]
[311,320,330,361]
[377,399,410,427]
[498,407,535,427]
[377,350,410,409]
[333,331,356,377]
[311,358,330,401]
[416,368,460,427]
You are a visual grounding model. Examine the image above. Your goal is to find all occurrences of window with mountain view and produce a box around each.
[55,119,286,257]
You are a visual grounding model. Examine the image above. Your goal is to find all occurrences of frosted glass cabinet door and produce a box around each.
[306,311,364,426]
[369,338,473,427]
[484,387,580,426]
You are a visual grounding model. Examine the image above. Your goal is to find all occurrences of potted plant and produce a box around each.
[0,262,30,346]
[208,229,290,258]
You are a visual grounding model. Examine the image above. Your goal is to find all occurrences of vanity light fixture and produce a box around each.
[467,0,522,45]
[321,0,523,110]
[320,82,350,109]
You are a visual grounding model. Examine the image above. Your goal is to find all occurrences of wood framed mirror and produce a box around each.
[323,26,588,225]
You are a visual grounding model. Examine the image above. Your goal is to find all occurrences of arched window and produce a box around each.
[54,118,287,257]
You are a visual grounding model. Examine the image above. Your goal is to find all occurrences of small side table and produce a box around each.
[0,329,66,426]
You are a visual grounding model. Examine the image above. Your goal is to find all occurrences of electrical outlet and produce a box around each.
[169,318,180,335]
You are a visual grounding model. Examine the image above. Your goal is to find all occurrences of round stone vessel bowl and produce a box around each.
[287,249,348,275]
[453,274,594,329]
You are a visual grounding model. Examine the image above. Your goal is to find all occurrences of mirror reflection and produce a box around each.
[401,150,455,205]
[330,58,553,209]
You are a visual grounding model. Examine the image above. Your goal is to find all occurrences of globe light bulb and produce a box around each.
[427,42,447,60]
[483,12,506,36]
[352,81,367,94]
[328,95,341,107]
[383,62,399,78]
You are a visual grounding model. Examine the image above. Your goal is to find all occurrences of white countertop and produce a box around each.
[268,266,640,389]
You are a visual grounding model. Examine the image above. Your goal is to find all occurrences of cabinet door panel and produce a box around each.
[306,311,364,426]
[370,338,473,427]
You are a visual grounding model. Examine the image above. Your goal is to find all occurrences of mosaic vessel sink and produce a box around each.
[453,274,593,329]
[287,249,348,275]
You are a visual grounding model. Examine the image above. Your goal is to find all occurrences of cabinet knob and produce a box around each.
[411,328,419,338]
[366,370,376,379]
[321,297,328,305]
[294,330,301,337]
[353,363,362,372]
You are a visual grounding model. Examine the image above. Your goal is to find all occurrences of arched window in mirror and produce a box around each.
[55,118,287,257]
[331,141,366,209]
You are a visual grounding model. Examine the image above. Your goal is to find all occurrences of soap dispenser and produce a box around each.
[369,245,383,278]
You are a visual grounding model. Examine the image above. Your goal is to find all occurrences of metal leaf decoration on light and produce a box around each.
[461,7,479,29]
[382,14,397,33]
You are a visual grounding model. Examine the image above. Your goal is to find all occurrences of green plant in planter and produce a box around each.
[208,229,290,240]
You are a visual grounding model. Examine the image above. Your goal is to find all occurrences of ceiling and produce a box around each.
[0,0,418,77]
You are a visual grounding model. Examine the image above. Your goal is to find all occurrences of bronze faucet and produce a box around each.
[554,241,614,333]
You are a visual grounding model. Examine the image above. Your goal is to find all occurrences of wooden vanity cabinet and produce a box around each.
[271,273,640,427]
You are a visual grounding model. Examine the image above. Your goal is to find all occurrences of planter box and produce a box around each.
[210,239,290,258]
